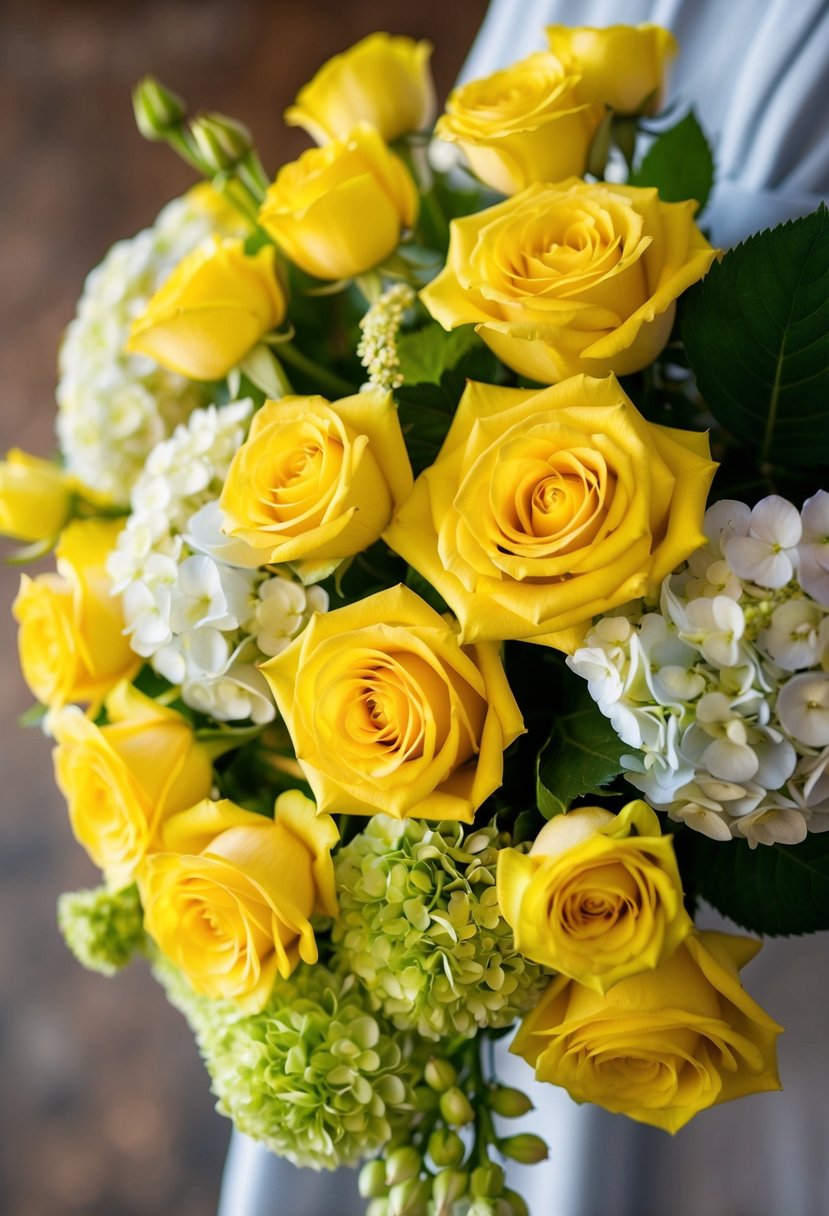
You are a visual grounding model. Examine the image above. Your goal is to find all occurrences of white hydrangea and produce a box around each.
[568,494,829,847]
[56,189,241,502]
[107,401,329,723]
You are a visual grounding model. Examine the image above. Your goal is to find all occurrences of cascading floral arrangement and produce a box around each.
[4,23,828,1216]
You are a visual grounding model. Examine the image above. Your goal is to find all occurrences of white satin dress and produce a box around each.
[219,3,829,1212]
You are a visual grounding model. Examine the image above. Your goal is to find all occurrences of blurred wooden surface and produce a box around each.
[0,2,488,1212]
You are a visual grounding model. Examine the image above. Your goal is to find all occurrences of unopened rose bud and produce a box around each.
[386,1146,422,1187]
[503,1188,530,1216]
[425,1056,458,1092]
[488,1085,533,1118]
[191,112,253,172]
[498,1133,549,1165]
[427,1128,465,1168]
[133,77,186,140]
[359,1160,389,1199]
[432,1168,469,1214]
[388,1177,430,1216]
[439,1086,475,1127]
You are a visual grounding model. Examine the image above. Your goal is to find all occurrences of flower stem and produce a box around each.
[277,342,357,397]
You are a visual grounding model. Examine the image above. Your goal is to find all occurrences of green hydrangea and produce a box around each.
[332,818,548,1040]
[57,884,144,976]
[155,957,415,1171]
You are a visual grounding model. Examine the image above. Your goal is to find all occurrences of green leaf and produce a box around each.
[682,205,829,469]
[536,680,626,818]
[629,110,714,209]
[676,830,829,936]
[397,323,483,387]
[18,703,48,728]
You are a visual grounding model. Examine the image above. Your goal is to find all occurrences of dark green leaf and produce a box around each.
[404,565,450,615]
[536,680,626,818]
[676,830,829,936]
[397,323,482,387]
[682,205,829,470]
[630,110,714,209]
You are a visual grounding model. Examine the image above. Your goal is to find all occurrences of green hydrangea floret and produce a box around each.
[332,817,548,1040]
[155,958,415,1171]
[57,884,144,976]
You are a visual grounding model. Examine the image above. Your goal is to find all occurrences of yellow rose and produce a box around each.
[52,683,213,890]
[497,801,692,992]
[547,24,678,116]
[259,584,524,822]
[139,791,338,1011]
[384,376,717,651]
[259,123,418,281]
[13,519,140,707]
[0,449,74,542]
[512,930,782,1132]
[219,388,413,583]
[126,237,285,380]
[435,53,601,195]
[421,179,717,383]
[285,33,436,144]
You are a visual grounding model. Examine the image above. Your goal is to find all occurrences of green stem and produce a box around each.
[277,342,357,397]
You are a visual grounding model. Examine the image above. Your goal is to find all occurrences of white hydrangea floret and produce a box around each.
[724,495,802,588]
[798,490,829,606]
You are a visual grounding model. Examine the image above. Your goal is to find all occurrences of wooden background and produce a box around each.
[0,2,488,1213]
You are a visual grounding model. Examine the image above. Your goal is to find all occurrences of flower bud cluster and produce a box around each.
[157,960,415,1171]
[569,495,829,846]
[56,190,238,502]
[57,884,144,975]
[107,402,327,723]
[357,282,416,390]
[332,816,548,1039]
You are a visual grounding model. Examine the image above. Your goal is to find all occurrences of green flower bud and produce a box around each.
[439,1086,475,1127]
[360,1160,389,1199]
[471,1163,506,1199]
[58,884,143,976]
[367,1200,390,1216]
[191,113,253,172]
[133,77,187,140]
[413,1085,440,1113]
[386,1146,422,1187]
[388,1177,430,1216]
[498,1134,549,1165]
[427,1128,466,1168]
[502,1189,530,1216]
[432,1168,469,1214]
[425,1057,458,1092]
[488,1086,534,1118]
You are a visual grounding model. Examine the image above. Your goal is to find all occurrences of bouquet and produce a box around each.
[4,23,828,1216]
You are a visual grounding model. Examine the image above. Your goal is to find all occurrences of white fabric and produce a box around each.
[460,0,829,246]
[218,5,829,1212]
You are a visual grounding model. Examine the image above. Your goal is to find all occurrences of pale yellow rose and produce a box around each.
[126,237,285,381]
[435,52,601,195]
[421,179,717,383]
[139,791,338,1011]
[384,376,717,651]
[512,931,782,1133]
[219,389,413,583]
[52,683,213,890]
[547,24,678,115]
[259,584,524,822]
[13,519,140,707]
[0,449,74,542]
[285,33,436,144]
[497,801,692,992]
[259,123,418,281]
